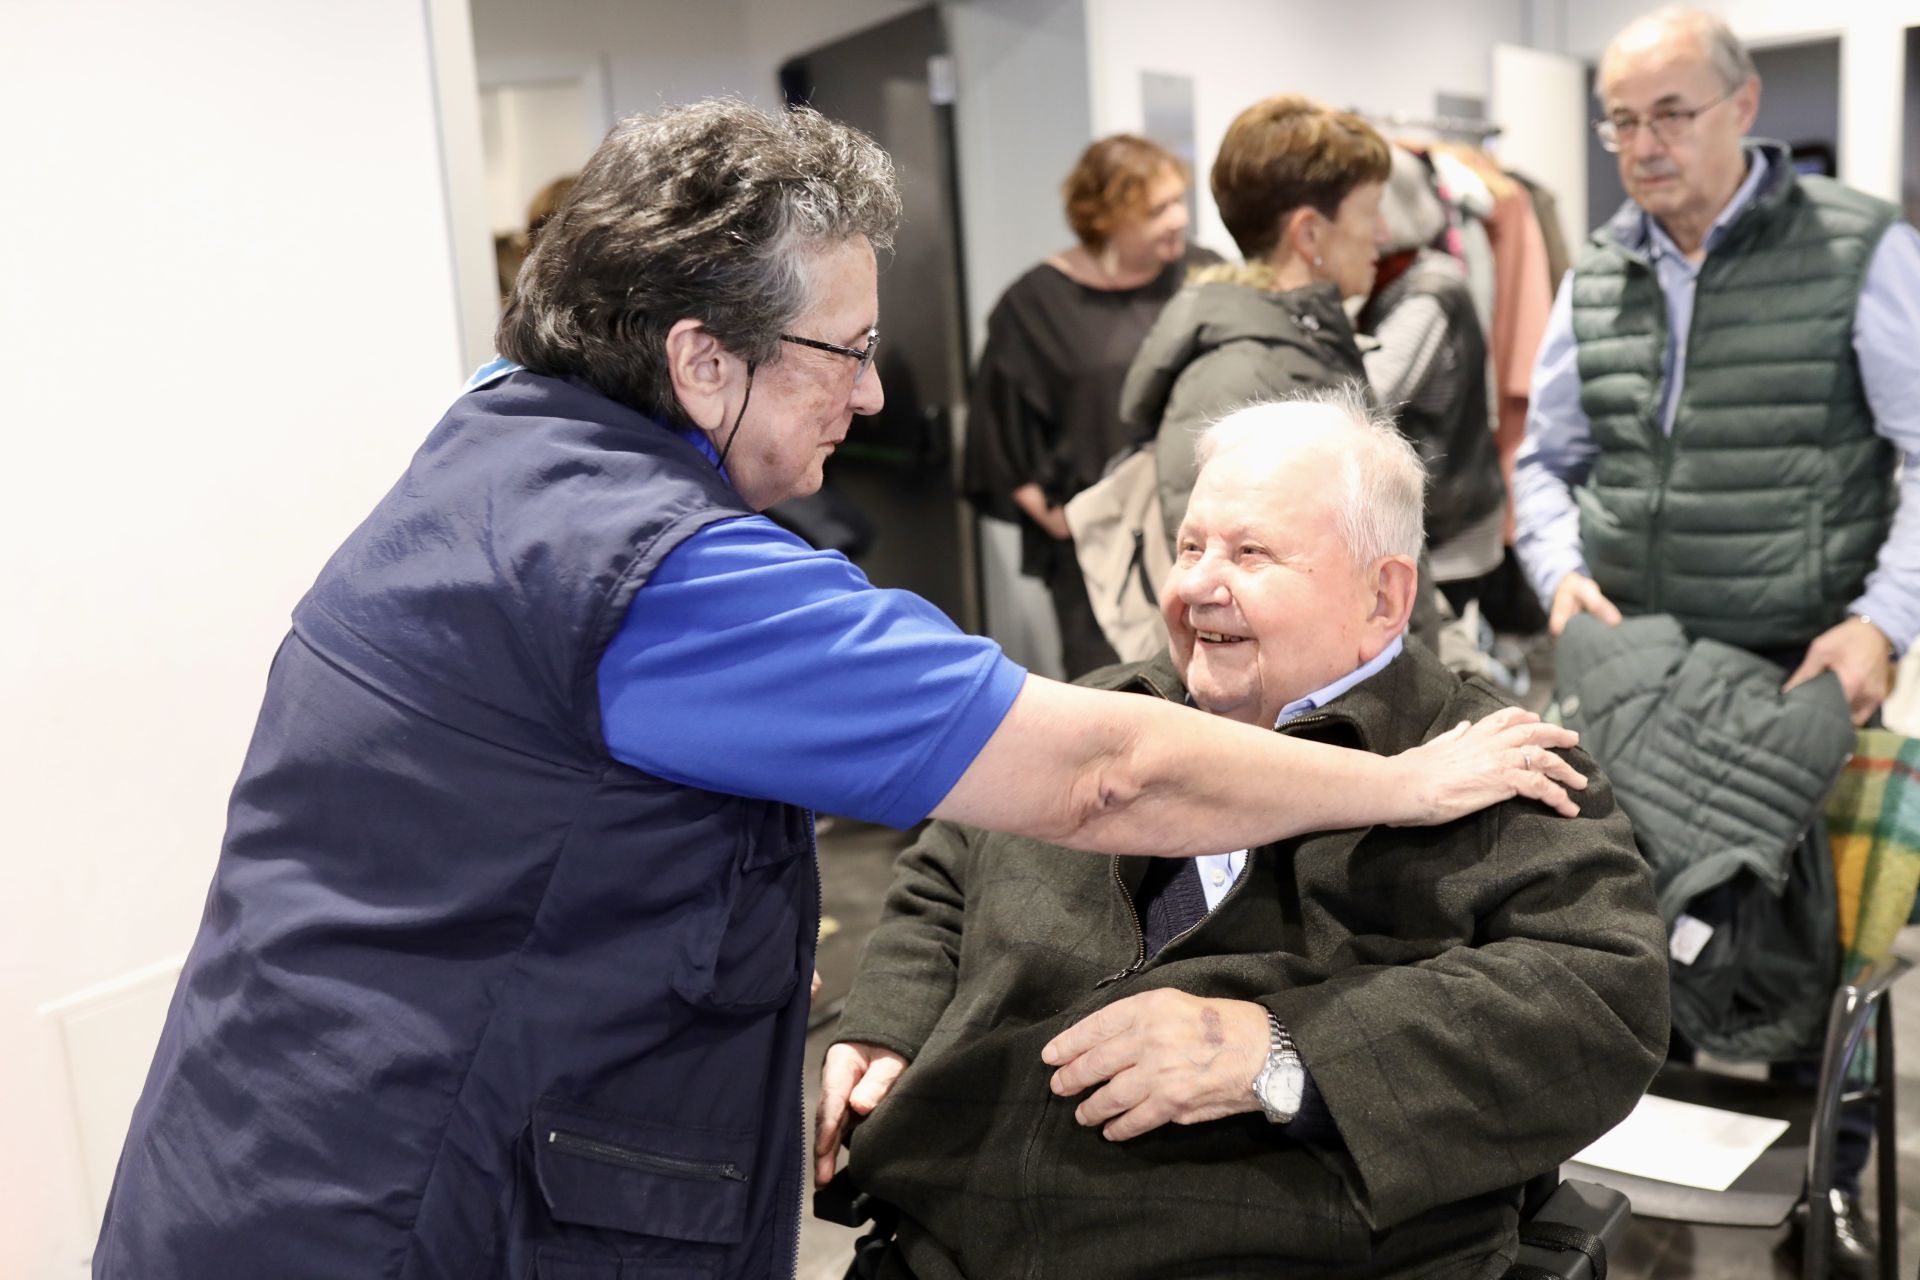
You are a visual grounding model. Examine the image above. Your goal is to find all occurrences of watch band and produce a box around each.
[1253,1010,1302,1123]
[1268,1009,1293,1060]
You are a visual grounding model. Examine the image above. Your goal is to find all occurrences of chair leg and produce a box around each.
[1808,979,1876,1280]
[1873,997,1898,1280]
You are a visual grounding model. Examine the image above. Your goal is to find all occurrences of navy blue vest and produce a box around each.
[97,373,819,1279]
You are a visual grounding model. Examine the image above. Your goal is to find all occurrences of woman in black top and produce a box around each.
[966,135,1216,677]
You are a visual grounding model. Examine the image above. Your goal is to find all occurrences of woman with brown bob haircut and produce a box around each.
[966,134,1217,677]
[1119,95,1395,552]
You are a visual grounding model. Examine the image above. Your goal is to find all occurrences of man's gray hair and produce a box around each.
[497,97,902,422]
[1194,385,1427,566]
[1599,7,1757,96]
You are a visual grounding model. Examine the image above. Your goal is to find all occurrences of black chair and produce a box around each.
[1563,953,1912,1280]
[814,1169,1631,1280]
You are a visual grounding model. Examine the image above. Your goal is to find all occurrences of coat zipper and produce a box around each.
[1095,857,1149,988]
[545,1130,745,1182]
[1063,706,1348,1278]
[1096,714,1337,988]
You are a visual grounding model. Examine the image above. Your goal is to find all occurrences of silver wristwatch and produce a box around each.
[1251,1010,1306,1124]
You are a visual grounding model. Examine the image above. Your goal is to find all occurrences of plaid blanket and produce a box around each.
[1826,729,1920,978]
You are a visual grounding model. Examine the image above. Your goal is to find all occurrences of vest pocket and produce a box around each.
[672,800,807,1013]
[531,1098,754,1247]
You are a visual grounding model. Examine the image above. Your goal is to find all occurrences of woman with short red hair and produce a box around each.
[966,134,1216,677]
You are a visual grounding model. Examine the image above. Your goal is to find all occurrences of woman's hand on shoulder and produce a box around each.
[1390,705,1587,823]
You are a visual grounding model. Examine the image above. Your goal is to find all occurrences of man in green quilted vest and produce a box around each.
[1513,8,1920,1273]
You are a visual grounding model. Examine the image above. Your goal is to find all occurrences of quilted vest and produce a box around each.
[96,372,818,1280]
[1569,153,1897,650]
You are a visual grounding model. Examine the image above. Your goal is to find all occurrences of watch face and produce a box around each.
[1261,1058,1305,1118]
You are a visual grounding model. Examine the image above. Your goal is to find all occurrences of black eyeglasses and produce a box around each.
[779,329,879,384]
[1595,85,1737,152]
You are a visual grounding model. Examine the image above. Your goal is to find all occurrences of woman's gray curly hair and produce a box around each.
[497,97,901,423]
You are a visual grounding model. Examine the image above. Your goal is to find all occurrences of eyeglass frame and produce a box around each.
[779,329,880,384]
[1593,84,1739,153]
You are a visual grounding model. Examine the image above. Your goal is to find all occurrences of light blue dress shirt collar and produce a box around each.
[1273,634,1406,727]
[1195,634,1407,911]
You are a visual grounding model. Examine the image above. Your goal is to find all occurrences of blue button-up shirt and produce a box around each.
[1513,146,1920,653]
[1196,635,1406,908]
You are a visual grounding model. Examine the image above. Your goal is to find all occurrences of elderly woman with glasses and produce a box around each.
[94,98,1588,1280]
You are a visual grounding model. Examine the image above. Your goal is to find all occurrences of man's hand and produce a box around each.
[814,1041,907,1184]
[811,969,822,1006]
[1549,571,1622,636]
[1039,990,1267,1141]
[1784,617,1896,726]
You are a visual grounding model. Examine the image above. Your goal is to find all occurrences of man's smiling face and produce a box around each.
[1160,432,1378,728]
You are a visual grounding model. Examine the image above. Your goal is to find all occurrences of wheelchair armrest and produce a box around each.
[813,1175,878,1228]
[1507,1179,1631,1280]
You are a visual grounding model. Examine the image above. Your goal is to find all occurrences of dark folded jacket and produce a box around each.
[1555,613,1857,1059]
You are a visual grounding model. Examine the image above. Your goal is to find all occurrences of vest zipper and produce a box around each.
[545,1130,746,1181]
[1646,278,1673,613]
[794,812,822,1280]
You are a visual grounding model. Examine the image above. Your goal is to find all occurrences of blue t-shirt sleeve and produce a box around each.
[597,515,1027,827]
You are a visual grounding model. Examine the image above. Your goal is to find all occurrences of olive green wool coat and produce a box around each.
[836,641,1668,1280]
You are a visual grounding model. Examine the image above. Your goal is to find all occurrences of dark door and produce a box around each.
[779,6,977,631]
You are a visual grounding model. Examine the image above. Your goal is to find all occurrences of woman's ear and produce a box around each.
[1283,206,1321,264]
[664,319,733,436]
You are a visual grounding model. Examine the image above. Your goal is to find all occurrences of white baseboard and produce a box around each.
[38,954,186,1225]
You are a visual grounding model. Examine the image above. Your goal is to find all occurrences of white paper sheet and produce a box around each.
[1570,1093,1790,1191]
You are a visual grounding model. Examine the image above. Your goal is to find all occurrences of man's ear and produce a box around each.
[1363,555,1419,652]
[664,318,735,437]
[1732,75,1761,134]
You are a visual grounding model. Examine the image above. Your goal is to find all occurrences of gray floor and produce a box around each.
[799,818,1920,1280]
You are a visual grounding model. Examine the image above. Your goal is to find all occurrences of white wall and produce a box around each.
[946,0,1093,674]
[468,0,920,120]
[1086,0,1529,258]
[0,1,478,1274]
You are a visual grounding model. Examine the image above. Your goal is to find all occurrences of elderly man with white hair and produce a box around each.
[814,392,1668,1280]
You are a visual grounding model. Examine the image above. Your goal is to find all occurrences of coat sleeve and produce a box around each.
[1268,751,1669,1231]
[832,819,977,1061]
[963,290,1059,522]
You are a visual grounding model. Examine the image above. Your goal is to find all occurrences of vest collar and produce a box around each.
[1600,139,1797,266]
